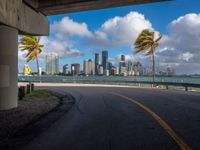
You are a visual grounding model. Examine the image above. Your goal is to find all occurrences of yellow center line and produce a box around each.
[111,92,191,150]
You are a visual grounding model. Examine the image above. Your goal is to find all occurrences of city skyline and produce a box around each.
[37,50,175,77]
[18,0,200,75]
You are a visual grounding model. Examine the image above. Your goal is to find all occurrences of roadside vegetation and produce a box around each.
[26,90,53,98]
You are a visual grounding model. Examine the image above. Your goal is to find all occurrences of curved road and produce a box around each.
[22,86,200,150]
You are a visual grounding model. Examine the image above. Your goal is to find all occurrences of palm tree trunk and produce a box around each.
[152,47,155,84]
[36,56,40,76]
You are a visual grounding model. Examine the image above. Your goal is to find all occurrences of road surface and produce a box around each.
[22,86,200,150]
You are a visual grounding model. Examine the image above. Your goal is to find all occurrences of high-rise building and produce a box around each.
[84,59,95,75]
[107,62,112,73]
[119,55,126,74]
[111,67,117,76]
[121,55,125,61]
[120,66,127,76]
[102,50,108,72]
[127,61,133,72]
[46,53,59,75]
[99,65,103,75]
[95,53,100,75]
[71,63,80,76]
[116,67,119,75]
[167,67,176,76]
[63,64,70,75]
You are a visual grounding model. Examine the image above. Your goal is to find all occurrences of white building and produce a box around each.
[99,65,104,75]
[83,59,95,75]
[45,53,59,75]
[120,66,127,76]
[39,67,42,76]
[116,67,119,75]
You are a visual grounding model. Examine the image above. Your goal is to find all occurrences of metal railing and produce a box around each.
[19,79,200,91]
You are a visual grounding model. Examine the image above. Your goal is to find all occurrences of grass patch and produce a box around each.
[26,90,53,98]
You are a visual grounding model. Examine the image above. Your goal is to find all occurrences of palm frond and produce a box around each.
[21,36,37,45]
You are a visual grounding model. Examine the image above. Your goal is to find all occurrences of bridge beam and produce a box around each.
[0,0,49,36]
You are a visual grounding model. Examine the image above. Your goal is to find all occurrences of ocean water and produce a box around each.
[18,75,200,84]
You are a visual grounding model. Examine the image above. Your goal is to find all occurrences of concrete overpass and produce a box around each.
[0,0,168,110]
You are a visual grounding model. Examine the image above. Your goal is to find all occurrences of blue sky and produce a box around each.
[19,0,200,74]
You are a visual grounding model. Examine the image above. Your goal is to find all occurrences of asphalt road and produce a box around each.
[21,87,200,150]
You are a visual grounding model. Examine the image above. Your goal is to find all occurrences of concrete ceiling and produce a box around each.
[24,0,169,16]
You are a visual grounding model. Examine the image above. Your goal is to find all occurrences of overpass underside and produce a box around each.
[0,0,168,110]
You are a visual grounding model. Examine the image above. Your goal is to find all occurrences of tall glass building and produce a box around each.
[95,53,99,75]
[102,50,108,72]
[45,53,59,75]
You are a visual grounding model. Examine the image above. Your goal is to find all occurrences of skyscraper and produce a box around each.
[121,55,125,61]
[63,64,70,75]
[119,54,126,74]
[127,61,133,72]
[45,53,59,75]
[108,62,112,73]
[102,50,108,72]
[84,59,95,75]
[95,53,99,75]
[71,63,80,76]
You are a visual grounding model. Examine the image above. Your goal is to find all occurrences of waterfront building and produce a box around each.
[39,67,42,76]
[107,62,112,74]
[111,67,117,76]
[119,55,126,74]
[120,66,127,76]
[167,67,176,76]
[99,65,103,75]
[71,63,80,76]
[102,50,108,73]
[116,67,119,75]
[119,62,127,74]
[45,53,59,75]
[105,70,109,76]
[84,59,95,75]
[63,64,70,75]
[127,61,133,72]
[95,53,100,75]
[121,55,125,61]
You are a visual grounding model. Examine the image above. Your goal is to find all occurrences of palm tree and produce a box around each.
[19,36,44,76]
[134,29,162,83]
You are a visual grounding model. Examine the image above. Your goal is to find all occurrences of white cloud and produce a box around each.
[51,17,92,39]
[87,11,153,48]
[40,37,84,59]
[179,52,193,62]
[157,13,200,74]
[162,13,200,51]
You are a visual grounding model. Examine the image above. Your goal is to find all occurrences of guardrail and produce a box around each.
[19,79,200,91]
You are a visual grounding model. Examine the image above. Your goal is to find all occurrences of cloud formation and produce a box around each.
[40,37,84,59]
[51,17,92,39]
[87,12,153,48]
[158,13,200,74]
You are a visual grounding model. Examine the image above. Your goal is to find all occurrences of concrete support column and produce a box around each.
[0,25,18,110]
